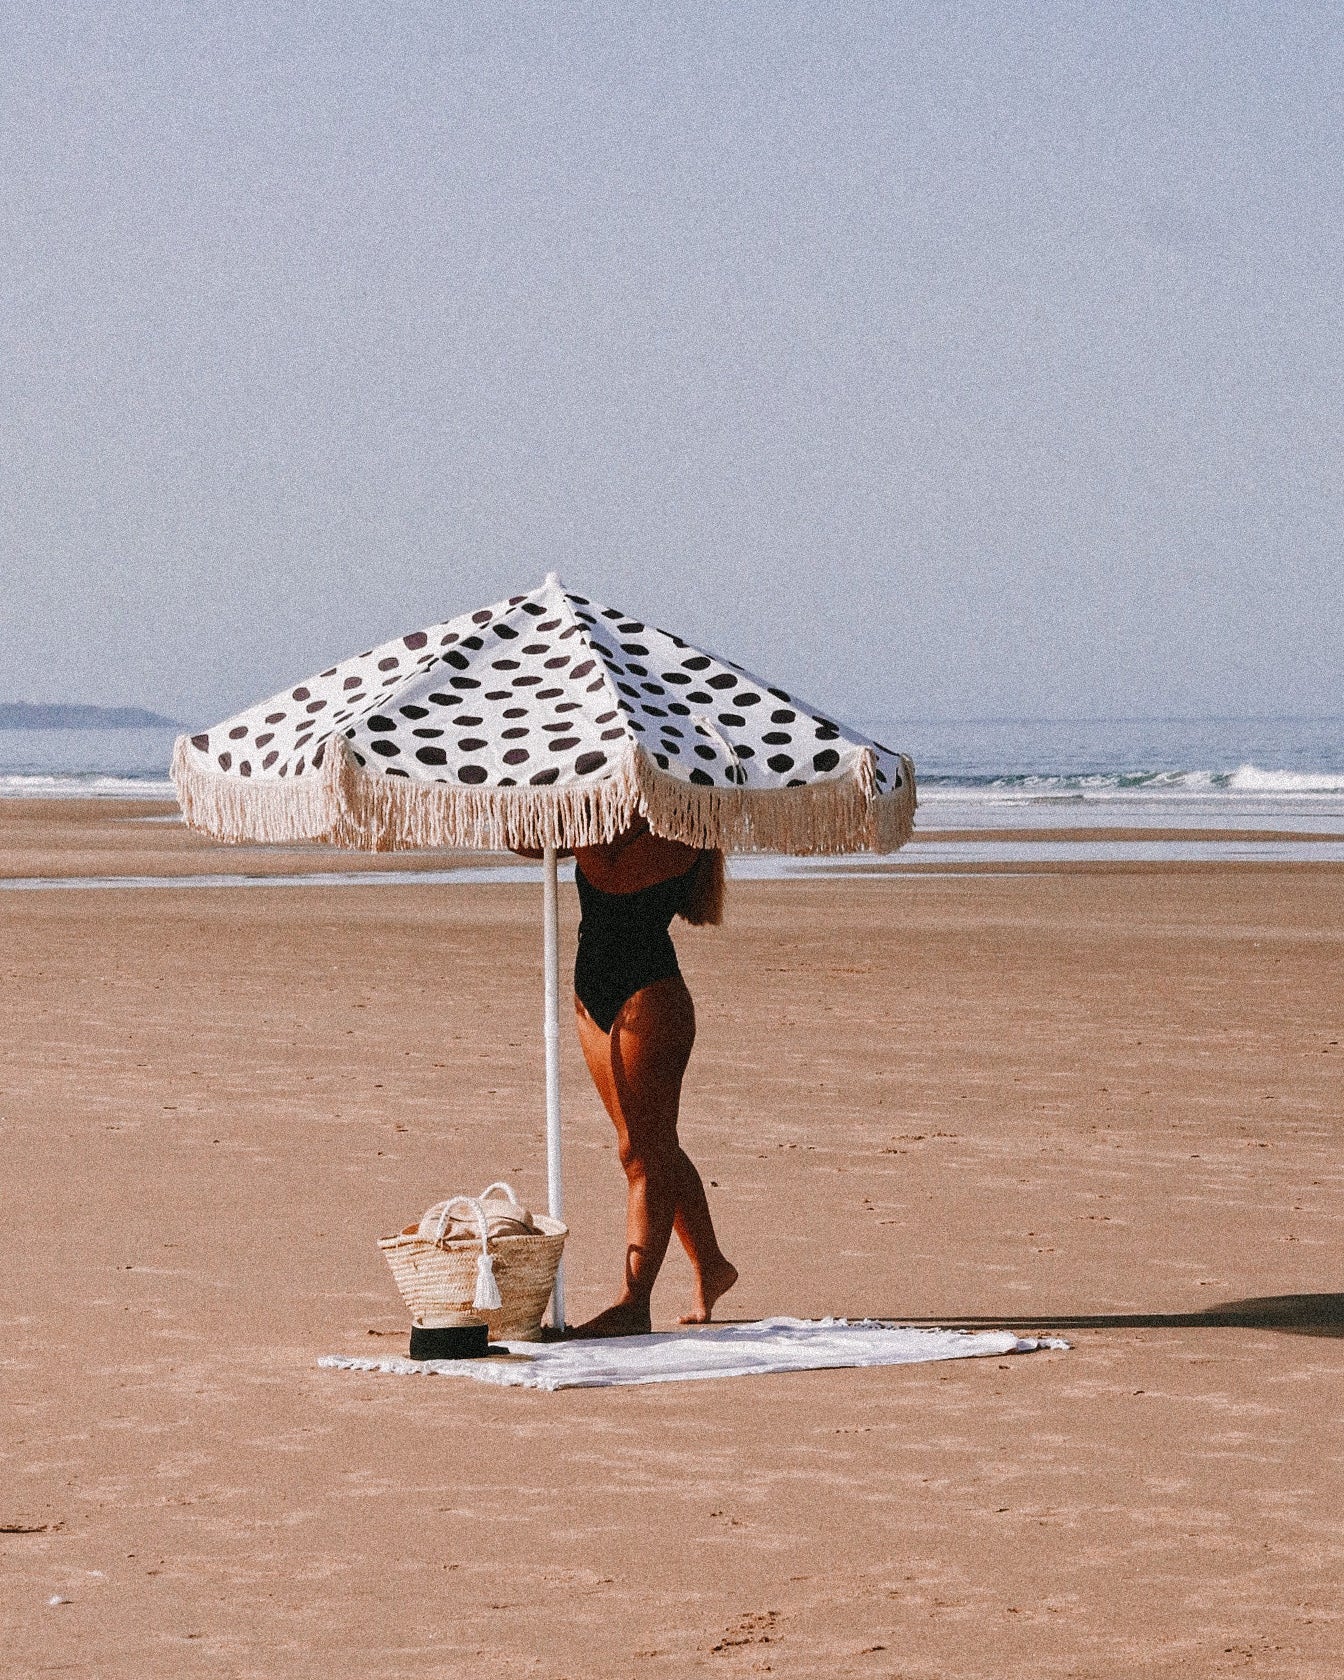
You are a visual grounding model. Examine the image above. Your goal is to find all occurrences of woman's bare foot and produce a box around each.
[679,1256,738,1324]
[568,1299,653,1339]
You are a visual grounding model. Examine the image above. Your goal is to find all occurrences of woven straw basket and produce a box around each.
[379,1182,567,1343]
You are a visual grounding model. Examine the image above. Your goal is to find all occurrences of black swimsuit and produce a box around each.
[574,860,698,1033]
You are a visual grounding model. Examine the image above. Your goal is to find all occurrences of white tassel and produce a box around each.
[473,1250,502,1311]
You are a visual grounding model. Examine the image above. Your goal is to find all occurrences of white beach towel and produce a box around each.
[318,1317,1068,1391]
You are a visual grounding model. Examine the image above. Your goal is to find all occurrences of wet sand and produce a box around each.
[3,799,1342,1677]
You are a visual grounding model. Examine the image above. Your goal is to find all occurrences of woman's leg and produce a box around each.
[574,978,735,1334]
[671,1153,738,1325]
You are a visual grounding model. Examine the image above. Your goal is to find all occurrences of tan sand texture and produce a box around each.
[2,800,1342,1677]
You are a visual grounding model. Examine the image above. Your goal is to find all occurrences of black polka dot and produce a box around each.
[368,716,395,733]
[459,764,487,784]
[191,733,209,749]
[416,747,448,766]
[370,740,400,758]
[503,748,529,765]
[529,767,559,785]
[767,753,795,772]
[813,748,840,772]
[574,751,607,774]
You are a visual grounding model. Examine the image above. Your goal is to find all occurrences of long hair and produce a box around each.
[678,847,726,926]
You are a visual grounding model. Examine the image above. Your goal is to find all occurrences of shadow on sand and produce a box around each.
[889,1293,1344,1341]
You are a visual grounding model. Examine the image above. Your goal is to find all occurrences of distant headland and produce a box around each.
[0,701,179,730]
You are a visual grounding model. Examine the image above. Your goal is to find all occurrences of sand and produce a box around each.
[2,799,1342,1678]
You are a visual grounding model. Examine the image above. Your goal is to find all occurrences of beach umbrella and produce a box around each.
[173,574,916,1325]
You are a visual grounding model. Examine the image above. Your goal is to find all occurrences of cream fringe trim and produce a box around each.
[171,734,917,856]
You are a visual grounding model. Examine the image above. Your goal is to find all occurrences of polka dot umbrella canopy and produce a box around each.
[173,576,916,1327]
[172,574,915,854]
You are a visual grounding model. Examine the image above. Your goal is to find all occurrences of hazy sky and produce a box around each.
[1,2,1339,725]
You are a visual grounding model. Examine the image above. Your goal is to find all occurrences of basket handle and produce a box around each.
[477,1181,522,1207]
[428,1195,488,1250]
[429,1196,503,1312]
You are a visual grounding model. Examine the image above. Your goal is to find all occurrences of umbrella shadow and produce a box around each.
[702,1295,1344,1340]
[871,1293,1344,1341]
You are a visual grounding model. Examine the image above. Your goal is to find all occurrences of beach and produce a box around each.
[3,798,1342,1678]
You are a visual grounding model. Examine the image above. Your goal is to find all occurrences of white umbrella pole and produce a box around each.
[542,844,565,1330]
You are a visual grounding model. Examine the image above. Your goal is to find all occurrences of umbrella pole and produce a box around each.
[542,844,565,1330]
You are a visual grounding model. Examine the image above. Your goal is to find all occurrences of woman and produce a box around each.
[519,820,737,1337]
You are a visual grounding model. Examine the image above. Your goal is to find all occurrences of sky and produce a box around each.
[0,1,1340,726]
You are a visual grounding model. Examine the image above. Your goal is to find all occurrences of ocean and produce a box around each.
[2,718,1342,868]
